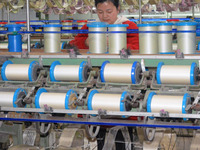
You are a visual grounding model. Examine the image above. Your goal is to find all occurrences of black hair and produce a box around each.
[95,0,119,8]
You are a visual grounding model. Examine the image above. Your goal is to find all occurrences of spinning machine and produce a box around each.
[1,0,200,150]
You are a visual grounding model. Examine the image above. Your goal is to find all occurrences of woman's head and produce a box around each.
[95,0,120,24]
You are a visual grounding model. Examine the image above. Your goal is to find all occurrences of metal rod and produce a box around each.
[139,0,142,24]
[7,4,10,23]
[0,115,200,129]
[1,107,200,119]
[26,0,31,53]
[4,53,200,60]
[192,4,195,19]
[1,7,3,21]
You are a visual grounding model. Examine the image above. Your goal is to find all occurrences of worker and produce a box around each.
[69,0,139,50]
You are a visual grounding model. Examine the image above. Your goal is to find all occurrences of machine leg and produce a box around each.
[102,126,131,150]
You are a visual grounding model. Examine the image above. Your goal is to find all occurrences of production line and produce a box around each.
[1,2,200,150]
[0,53,200,149]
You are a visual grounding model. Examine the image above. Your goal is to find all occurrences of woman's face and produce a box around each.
[96,1,119,24]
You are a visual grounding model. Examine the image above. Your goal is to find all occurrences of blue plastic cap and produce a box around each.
[5,24,25,28]
[137,23,159,27]
[159,23,173,26]
[194,19,200,22]
[182,93,190,114]
[87,22,107,28]
[156,62,164,84]
[35,88,47,108]
[131,61,139,84]
[120,91,130,111]
[34,42,39,48]
[30,25,41,29]
[1,60,13,81]
[190,62,197,85]
[108,24,129,28]
[50,61,61,82]
[42,24,62,28]
[61,42,66,49]
[100,61,110,82]
[176,22,197,26]
[13,88,27,108]
[182,93,191,121]
[5,24,25,32]
[160,52,175,54]
[28,61,39,81]
[198,41,200,50]
[87,90,99,110]
[65,89,77,109]
[147,92,157,113]
[79,61,88,82]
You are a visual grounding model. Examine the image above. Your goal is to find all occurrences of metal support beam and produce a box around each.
[1,107,200,119]
[26,0,31,53]
[1,7,3,21]
[102,126,131,150]
[7,4,10,23]
[139,0,142,24]
[192,4,195,19]
[0,123,23,145]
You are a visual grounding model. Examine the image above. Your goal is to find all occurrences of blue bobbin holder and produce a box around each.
[1,60,13,81]
[100,61,110,82]
[35,88,48,108]
[5,24,25,52]
[65,89,78,109]
[131,61,140,84]
[87,90,99,110]
[13,88,27,108]
[79,61,88,82]
[50,61,61,82]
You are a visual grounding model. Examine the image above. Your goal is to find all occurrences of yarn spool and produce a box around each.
[147,92,191,119]
[176,22,197,54]
[100,61,142,84]
[108,24,128,54]
[158,23,174,54]
[138,23,158,54]
[1,60,39,81]
[87,90,131,111]
[61,20,73,37]
[87,22,107,54]
[35,88,77,110]
[43,24,62,53]
[50,61,89,82]
[156,62,198,85]
[77,20,87,30]
[0,88,26,107]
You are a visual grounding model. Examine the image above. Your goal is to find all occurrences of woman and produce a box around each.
[69,0,139,50]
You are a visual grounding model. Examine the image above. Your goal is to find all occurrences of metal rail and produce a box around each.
[1,107,200,119]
